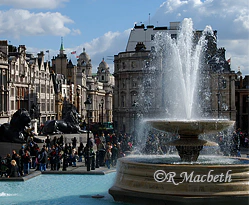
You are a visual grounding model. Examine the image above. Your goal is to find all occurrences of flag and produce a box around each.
[46,50,49,53]
[227,58,231,64]
[71,51,76,54]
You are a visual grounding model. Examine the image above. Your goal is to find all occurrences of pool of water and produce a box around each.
[0,172,129,205]
[124,155,249,165]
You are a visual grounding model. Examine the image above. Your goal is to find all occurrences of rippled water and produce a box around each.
[124,155,249,165]
[0,172,130,205]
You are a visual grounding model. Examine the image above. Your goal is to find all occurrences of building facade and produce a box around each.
[235,74,249,133]
[0,41,9,123]
[113,22,237,134]
[51,45,114,126]
[0,41,56,127]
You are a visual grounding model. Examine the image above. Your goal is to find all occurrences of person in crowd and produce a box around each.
[99,133,105,144]
[45,135,51,149]
[105,134,111,143]
[72,137,77,149]
[94,135,101,148]
[12,150,22,175]
[39,148,48,171]
[35,147,41,171]
[97,141,105,151]
[78,142,84,162]
[82,120,86,130]
[67,143,72,156]
[104,148,112,169]
[83,145,88,166]
[8,160,19,178]
[71,149,78,167]
[18,146,25,175]
[23,149,31,175]
[52,136,57,147]
[55,144,62,170]
[58,135,64,147]
[5,153,12,176]
[49,146,57,170]
[112,133,118,145]
[111,144,118,167]
[245,135,248,148]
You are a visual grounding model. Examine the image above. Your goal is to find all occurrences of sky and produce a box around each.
[0,0,248,75]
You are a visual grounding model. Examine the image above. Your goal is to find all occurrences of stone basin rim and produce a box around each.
[144,119,236,123]
[118,156,249,167]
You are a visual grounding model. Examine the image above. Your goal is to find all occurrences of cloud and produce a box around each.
[149,0,249,75]
[64,29,131,73]
[219,39,249,74]
[0,0,69,9]
[0,9,78,38]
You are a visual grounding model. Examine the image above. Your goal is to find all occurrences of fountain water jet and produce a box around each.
[109,18,249,205]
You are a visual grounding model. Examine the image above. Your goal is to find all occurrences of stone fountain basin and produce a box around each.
[109,156,249,205]
[145,119,235,136]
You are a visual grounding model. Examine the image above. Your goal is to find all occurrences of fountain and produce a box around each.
[109,18,249,205]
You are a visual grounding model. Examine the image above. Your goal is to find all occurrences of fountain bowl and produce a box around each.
[109,155,249,205]
[145,119,235,136]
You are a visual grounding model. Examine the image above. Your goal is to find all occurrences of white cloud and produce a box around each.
[0,9,78,38]
[150,0,249,75]
[0,0,69,9]
[219,39,249,74]
[71,29,81,36]
[64,29,131,73]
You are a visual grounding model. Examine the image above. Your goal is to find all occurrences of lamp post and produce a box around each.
[99,103,101,124]
[76,87,80,113]
[84,97,92,171]
[101,98,104,125]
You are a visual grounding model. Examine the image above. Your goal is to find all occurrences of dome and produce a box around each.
[78,48,91,63]
[99,58,108,69]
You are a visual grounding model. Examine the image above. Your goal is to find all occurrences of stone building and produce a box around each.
[51,45,114,125]
[75,48,114,124]
[0,40,9,123]
[113,22,237,134]
[0,40,56,128]
[113,22,181,134]
[235,73,249,133]
[208,48,237,120]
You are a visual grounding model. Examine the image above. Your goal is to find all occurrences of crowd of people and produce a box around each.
[0,132,134,178]
[1,127,248,178]
[218,128,249,157]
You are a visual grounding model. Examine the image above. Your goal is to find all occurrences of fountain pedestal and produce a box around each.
[168,136,218,162]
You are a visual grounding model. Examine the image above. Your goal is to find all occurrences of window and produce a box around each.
[11,101,14,110]
[121,95,125,107]
[47,99,50,111]
[122,79,125,88]
[151,34,155,40]
[51,101,54,111]
[41,99,46,111]
[102,76,104,81]
[122,62,126,69]
[171,34,177,39]
[11,88,14,97]
[41,85,45,93]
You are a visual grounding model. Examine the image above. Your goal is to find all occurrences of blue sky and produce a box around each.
[0,0,248,75]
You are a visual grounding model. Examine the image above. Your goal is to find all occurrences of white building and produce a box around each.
[126,22,180,52]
